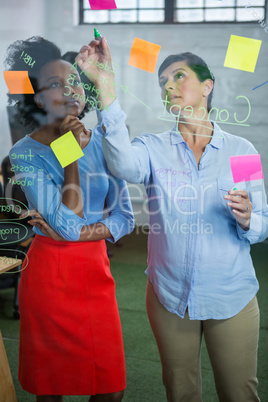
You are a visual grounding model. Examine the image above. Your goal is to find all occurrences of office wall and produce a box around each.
[0,0,46,159]
[0,0,267,224]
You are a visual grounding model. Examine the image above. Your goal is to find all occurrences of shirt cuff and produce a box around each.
[55,204,87,241]
[99,217,119,243]
[100,214,133,243]
[96,98,126,137]
[236,212,262,243]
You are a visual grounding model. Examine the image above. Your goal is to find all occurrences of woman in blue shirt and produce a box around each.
[31,38,268,401]
[5,37,134,402]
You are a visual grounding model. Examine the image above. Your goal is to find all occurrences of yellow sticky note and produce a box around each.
[224,35,262,73]
[50,131,84,168]
[128,37,161,74]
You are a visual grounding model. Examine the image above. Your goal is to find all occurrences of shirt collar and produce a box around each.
[170,122,224,149]
[170,125,185,145]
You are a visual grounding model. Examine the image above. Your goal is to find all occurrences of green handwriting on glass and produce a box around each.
[0,248,29,274]
[20,51,35,68]
[63,81,110,112]
[86,57,118,75]
[9,149,44,187]
[0,222,28,245]
[159,95,251,127]
[0,198,29,220]
[10,149,34,162]
[62,61,117,111]
[0,255,18,264]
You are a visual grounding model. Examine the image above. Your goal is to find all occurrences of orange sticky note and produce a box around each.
[3,71,35,94]
[128,38,161,74]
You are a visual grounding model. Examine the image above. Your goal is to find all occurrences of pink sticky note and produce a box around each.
[230,154,264,182]
[89,0,117,10]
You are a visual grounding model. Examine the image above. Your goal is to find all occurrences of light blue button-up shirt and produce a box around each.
[97,99,268,320]
[9,130,134,242]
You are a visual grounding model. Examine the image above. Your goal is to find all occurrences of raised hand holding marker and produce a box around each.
[94,28,104,55]
[75,31,115,111]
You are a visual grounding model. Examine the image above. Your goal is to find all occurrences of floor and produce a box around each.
[0,230,267,401]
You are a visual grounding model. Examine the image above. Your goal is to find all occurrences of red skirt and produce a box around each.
[18,235,126,396]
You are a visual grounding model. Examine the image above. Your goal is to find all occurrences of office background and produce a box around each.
[1,0,268,224]
[0,1,267,401]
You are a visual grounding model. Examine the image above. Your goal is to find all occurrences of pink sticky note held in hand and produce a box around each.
[230,154,264,182]
[89,0,117,10]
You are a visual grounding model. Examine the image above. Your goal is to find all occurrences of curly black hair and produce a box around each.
[4,36,96,130]
[158,52,215,112]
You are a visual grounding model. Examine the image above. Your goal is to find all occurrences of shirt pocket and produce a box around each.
[217,178,237,219]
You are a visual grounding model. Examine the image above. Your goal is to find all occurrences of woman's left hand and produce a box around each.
[224,190,252,231]
[22,209,65,241]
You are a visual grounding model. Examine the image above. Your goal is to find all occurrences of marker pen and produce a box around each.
[231,186,241,199]
[225,186,239,209]
[94,28,104,55]
[232,186,241,194]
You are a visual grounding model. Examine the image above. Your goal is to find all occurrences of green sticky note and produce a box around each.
[50,131,84,168]
[224,35,262,73]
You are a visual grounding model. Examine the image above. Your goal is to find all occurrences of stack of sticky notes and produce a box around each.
[50,131,84,168]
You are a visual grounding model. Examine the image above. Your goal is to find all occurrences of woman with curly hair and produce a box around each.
[5,36,134,402]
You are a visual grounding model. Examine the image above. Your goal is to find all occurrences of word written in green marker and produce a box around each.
[0,228,20,241]
[11,164,35,173]
[70,61,115,89]
[66,73,113,99]
[0,204,22,215]
[10,149,34,162]
[64,82,109,112]
[159,95,251,127]
[0,255,18,265]
[10,149,44,187]
[67,61,116,106]
[20,51,35,68]
[64,72,111,111]
[86,57,119,75]
[7,177,35,187]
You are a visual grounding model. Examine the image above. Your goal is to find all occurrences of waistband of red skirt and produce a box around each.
[34,234,105,248]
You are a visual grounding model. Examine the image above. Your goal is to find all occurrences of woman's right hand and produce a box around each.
[76,37,116,110]
[76,37,114,84]
[59,115,90,147]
